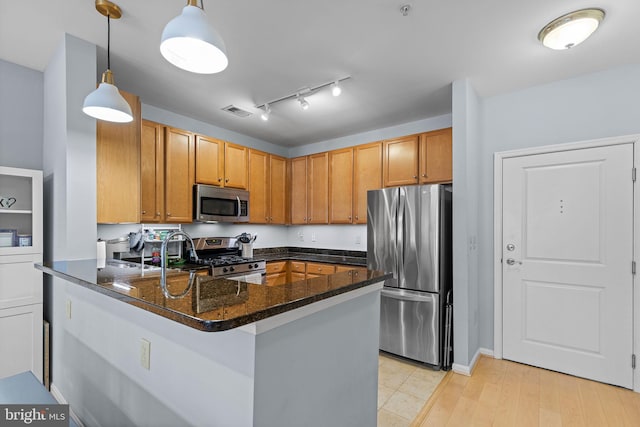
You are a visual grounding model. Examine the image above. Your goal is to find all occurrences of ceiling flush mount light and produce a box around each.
[83,0,133,123]
[297,95,310,110]
[538,8,605,50]
[260,104,271,121]
[161,0,228,74]
[331,81,342,97]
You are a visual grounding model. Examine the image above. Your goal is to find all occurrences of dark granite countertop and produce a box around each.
[254,247,367,266]
[36,259,389,332]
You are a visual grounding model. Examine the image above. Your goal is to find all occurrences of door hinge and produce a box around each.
[633,261,637,275]
[633,168,637,182]
[633,354,636,369]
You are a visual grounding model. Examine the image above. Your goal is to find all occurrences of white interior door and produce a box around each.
[502,143,634,388]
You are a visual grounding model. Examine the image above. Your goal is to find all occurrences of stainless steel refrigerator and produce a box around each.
[367,184,452,367]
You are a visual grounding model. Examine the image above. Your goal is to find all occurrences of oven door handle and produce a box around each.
[236,196,241,219]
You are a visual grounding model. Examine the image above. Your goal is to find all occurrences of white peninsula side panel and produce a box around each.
[52,276,382,427]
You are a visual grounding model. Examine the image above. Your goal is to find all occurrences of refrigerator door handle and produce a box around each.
[381,289,435,303]
[396,187,404,286]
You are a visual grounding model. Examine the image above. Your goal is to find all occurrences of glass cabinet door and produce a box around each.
[0,167,42,254]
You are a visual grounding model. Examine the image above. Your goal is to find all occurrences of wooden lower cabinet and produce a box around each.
[265,260,364,284]
[305,262,336,277]
[265,261,287,286]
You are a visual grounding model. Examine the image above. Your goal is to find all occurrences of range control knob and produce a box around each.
[248,264,253,269]
[254,263,259,268]
[222,267,228,273]
[229,266,235,272]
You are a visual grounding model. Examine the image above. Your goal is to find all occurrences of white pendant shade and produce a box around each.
[83,80,133,123]
[160,5,228,74]
[539,9,605,50]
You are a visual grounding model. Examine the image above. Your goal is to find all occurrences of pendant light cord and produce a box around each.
[107,14,111,70]
[201,0,205,11]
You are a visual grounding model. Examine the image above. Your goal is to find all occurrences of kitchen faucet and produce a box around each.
[160,230,199,299]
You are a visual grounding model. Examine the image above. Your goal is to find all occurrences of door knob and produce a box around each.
[506,259,522,265]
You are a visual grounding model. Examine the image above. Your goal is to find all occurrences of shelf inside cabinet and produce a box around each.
[0,209,32,215]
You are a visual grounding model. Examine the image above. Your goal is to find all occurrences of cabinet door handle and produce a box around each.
[225,178,229,183]
[422,174,427,177]
[156,212,161,216]
[167,213,171,217]
[348,215,352,220]
[142,210,146,214]
[413,175,418,179]
[355,215,359,220]
[270,217,273,221]
[218,178,222,182]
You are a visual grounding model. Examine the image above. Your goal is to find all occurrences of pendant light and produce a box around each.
[160,0,228,74]
[538,9,605,50]
[82,0,133,123]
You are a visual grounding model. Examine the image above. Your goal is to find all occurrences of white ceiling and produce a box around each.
[1,0,639,147]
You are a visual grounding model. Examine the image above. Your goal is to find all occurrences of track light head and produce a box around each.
[260,104,270,121]
[331,81,342,97]
[298,95,309,110]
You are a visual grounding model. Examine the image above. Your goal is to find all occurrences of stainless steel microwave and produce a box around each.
[193,184,249,223]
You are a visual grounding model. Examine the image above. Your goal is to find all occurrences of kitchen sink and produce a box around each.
[106,260,160,271]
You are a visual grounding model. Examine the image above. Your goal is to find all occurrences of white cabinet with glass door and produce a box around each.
[0,166,43,381]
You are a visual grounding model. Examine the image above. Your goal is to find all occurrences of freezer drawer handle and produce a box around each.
[381,289,434,302]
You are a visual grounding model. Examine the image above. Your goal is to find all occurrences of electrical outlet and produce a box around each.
[298,232,304,242]
[65,300,72,319]
[140,339,151,370]
[355,235,361,245]
[311,233,316,242]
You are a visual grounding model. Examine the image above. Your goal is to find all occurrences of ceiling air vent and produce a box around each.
[221,105,253,118]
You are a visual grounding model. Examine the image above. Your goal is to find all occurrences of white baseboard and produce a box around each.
[452,347,494,376]
[50,382,84,427]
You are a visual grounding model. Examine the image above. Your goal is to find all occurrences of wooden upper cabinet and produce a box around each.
[269,155,287,224]
[195,135,223,186]
[383,134,419,187]
[224,142,248,189]
[164,127,194,223]
[96,90,141,224]
[140,120,164,223]
[419,128,452,184]
[353,142,382,224]
[248,149,269,224]
[195,137,247,189]
[290,156,308,224]
[307,152,329,224]
[329,148,354,224]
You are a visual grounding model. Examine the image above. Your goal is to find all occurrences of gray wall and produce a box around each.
[454,63,640,365]
[0,59,43,170]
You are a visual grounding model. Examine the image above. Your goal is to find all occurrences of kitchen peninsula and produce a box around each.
[37,260,389,427]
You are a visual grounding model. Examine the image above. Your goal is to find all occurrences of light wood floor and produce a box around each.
[412,355,640,427]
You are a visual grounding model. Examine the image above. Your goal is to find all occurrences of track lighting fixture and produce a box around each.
[331,81,342,97]
[161,0,228,74]
[82,0,133,123]
[298,95,310,110]
[255,76,350,120]
[538,8,605,50]
[260,104,271,121]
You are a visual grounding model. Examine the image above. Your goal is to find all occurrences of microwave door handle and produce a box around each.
[236,196,241,218]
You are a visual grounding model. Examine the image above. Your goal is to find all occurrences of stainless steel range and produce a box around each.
[190,237,266,283]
